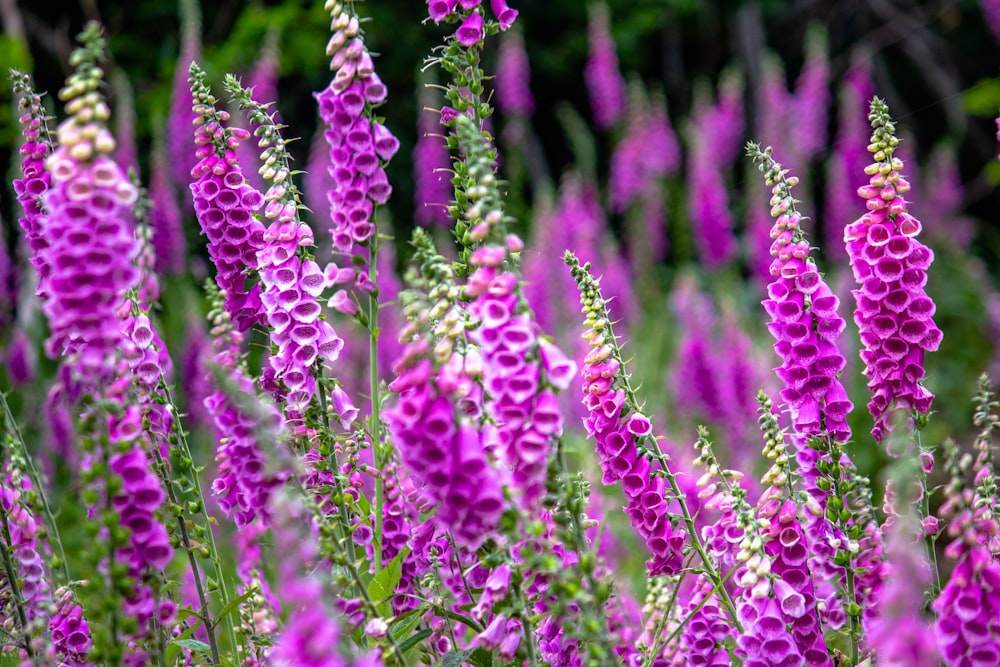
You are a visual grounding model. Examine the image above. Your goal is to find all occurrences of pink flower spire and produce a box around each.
[791,27,831,163]
[921,144,976,250]
[268,492,381,667]
[385,229,505,548]
[38,31,141,388]
[824,58,874,261]
[226,76,346,414]
[11,72,54,300]
[1,462,51,627]
[845,98,942,442]
[748,144,853,443]
[932,402,1000,667]
[188,63,267,332]
[413,86,454,228]
[687,76,744,270]
[567,253,693,578]
[149,125,187,276]
[167,0,202,197]
[495,27,534,116]
[316,2,399,257]
[112,70,140,179]
[611,82,679,215]
[584,2,627,131]
[234,28,282,194]
[204,293,287,528]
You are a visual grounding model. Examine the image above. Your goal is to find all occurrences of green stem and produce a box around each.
[369,239,384,572]
[150,449,220,665]
[845,565,860,664]
[0,391,70,583]
[0,505,34,659]
[158,377,238,656]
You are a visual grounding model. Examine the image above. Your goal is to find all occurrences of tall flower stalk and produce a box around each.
[845,97,942,443]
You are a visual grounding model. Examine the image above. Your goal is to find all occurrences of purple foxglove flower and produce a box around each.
[316,9,398,258]
[584,3,627,130]
[680,576,736,666]
[456,11,484,46]
[495,28,534,116]
[846,98,941,442]
[167,2,201,198]
[413,100,454,227]
[0,472,50,623]
[427,0,459,22]
[189,121,267,331]
[48,588,92,663]
[490,0,518,29]
[149,133,187,276]
[12,74,53,299]
[4,329,37,386]
[41,121,140,385]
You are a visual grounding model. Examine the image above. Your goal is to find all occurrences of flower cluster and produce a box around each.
[427,0,519,45]
[316,1,398,256]
[386,232,505,549]
[189,64,267,332]
[567,253,687,576]
[12,72,53,299]
[451,114,573,507]
[205,300,286,528]
[225,76,346,413]
[39,35,141,385]
[584,2,626,130]
[610,85,680,214]
[846,98,942,442]
[749,144,853,442]
[496,28,534,117]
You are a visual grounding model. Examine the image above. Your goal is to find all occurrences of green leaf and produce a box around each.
[396,628,432,654]
[210,588,255,629]
[442,650,474,667]
[172,638,212,654]
[468,648,494,667]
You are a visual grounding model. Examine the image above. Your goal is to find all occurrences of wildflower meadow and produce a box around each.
[3,1,1000,666]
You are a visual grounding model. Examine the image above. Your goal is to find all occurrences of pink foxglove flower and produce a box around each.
[568,254,686,576]
[845,98,942,442]
[496,28,534,116]
[167,0,201,196]
[12,73,53,299]
[149,128,187,276]
[189,66,269,333]
[413,94,454,228]
[584,3,626,130]
[40,78,140,385]
[316,4,398,257]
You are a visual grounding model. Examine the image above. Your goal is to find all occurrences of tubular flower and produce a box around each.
[426,1,518,41]
[167,0,202,195]
[269,493,380,667]
[846,98,942,442]
[749,145,853,442]
[413,89,454,228]
[495,28,534,116]
[0,467,50,625]
[584,3,627,130]
[568,253,686,576]
[679,576,736,666]
[48,587,93,665]
[316,2,398,256]
[386,231,505,549]
[11,72,53,299]
[453,113,574,508]
[39,31,140,386]
[205,300,287,528]
[189,64,267,332]
[226,76,345,413]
